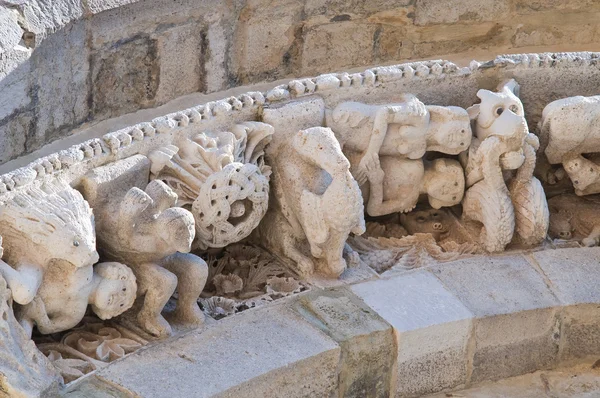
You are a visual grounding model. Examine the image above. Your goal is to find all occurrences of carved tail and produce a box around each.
[510,143,549,246]
[462,137,515,252]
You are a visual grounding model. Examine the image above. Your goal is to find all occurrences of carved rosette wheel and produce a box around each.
[193,162,269,248]
[150,122,274,249]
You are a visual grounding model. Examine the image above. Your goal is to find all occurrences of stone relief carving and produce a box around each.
[0,181,136,337]
[548,193,600,246]
[149,122,273,249]
[81,156,207,339]
[256,125,366,278]
[542,95,600,195]
[461,80,549,252]
[326,98,470,216]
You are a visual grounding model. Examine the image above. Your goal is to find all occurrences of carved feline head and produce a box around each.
[424,158,465,209]
[467,79,527,145]
[0,181,98,267]
[400,206,451,241]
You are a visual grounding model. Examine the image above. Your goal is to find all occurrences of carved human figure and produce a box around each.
[82,156,208,338]
[326,97,470,217]
[327,96,471,183]
[347,152,464,216]
[0,181,136,336]
[257,126,365,278]
[15,261,136,336]
[548,193,600,246]
[460,80,548,251]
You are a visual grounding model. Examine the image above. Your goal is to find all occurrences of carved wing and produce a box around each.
[299,190,328,248]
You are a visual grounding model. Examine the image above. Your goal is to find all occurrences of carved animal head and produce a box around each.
[426,106,472,154]
[548,209,574,240]
[563,155,600,192]
[424,158,465,209]
[91,262,137,320]
[0,181,98,267]
[467,80,527,145]
[400,205,451,241]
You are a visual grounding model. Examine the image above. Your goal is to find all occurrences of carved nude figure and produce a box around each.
[326,97,470,217]
[257,126,365,278]
[347,153,465,216]
[326,96,471,185]
[461,80,549,251]
[0,181,136,336]
[548,193,600,246]
[82,156,208,338]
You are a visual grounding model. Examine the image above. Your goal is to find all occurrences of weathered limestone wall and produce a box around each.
[0,0,598,164]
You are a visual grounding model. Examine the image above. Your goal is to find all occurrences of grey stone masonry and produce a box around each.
[65,247,600,398]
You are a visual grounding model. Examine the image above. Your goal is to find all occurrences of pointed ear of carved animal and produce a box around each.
[466,104,480,120]
[498,79,520,97]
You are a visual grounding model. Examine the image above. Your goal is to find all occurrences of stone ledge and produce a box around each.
[64,247,600,398]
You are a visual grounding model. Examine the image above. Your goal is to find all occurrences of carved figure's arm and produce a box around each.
[0,260,43,305]
[364,158,418,216]
[117,187,153,242]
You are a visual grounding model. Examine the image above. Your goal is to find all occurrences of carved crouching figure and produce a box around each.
[327,97,470,217]
[257,127,365,278]
[82,156,208,338]
[461,80,549,252]
[0,181,136,336]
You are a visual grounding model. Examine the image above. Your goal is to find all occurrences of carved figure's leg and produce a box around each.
[14,305,34,337]
[280,234,315,277]
[159,252,207,326]
[582,225,600,247]
[318,230,348,277]
[134,263,177,338]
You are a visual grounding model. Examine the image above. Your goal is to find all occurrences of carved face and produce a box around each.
[548,210,574,240]
[91,262,137,320]
[563,156,599,191]
[425,159,465,209]
[468,83,527,146]
[400,207,450,241]
[157,207,196,255]
[427,107,472,154]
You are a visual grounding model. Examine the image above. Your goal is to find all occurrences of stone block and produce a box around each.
[0,110,30,163]
[530,248,600,305]
[31,21,89,148]
[155,23,207,105]
[414,0,510,26]
[79,154,151,209]
[0,8,24,58]
[470,308,560,383]
[293,289,395,398]
[0,56,30,121]
[85,0,141,14]
[91,35,159,120]
[514,0,595,13]
[304,0,412,19]
[21,0,83,36]
[232,0,303,81]
[559,305,600,362]
[64,375,135,397]
[430,255,560,383]
[97,305,340,398]
[302,21,377,75]
[351,271,473,397]
[429,255,558,317]
[512,23,596,48]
